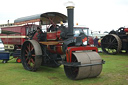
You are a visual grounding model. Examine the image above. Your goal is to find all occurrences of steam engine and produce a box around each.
[101,27,128,54]
[13,5,104,80]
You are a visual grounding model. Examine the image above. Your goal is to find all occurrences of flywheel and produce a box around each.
[101,34,122,55]
[64,51,103,80]
[21,40,42,71]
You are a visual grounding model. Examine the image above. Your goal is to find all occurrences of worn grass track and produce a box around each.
[0,53,128,85]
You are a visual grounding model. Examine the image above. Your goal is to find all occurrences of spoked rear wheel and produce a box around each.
[21,40,42,71]
[101,34,122,55]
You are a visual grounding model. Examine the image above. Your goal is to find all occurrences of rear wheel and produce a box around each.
[21,40,42,71]
[101,34,122,55]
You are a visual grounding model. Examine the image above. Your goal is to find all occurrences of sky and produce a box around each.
[0,0,128,32]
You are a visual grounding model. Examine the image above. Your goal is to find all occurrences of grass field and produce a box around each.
[0,52,128,85]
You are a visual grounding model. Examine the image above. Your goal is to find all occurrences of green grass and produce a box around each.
[0,53,128,85]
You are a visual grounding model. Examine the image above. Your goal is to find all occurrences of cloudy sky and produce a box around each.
[0,0,128,32]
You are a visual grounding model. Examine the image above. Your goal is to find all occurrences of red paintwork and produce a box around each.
[56,30,61,40]
[32,32,38,41]
[82,37,87,42]
[16,58,21,63]
[47,43,64,55]
[66,46,98,62]
[88,36,94,45]
[124,28,128,32]
[47,32,57,40]
[0,24,38,47]
[0,26,25,45]
[46,30,61,40]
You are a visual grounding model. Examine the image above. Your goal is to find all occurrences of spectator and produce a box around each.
[94,36,99,47]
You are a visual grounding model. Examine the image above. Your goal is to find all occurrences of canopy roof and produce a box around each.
[14,12,67,25]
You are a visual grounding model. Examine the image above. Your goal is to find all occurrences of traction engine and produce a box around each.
[101,27,128,54]
[15,6,104,80]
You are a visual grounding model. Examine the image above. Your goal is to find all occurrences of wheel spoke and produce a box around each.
[25,54,28,56]
[111,38,116,43]
[29,43,31,51]
[106,38,116,48]
[27,46,30,52]
[32,54,35,56]
[25,56,28,61]
[25,49,28,54]
[31,58,35,64]
[27,45,34,67]
[28,59,31,64]
[27,58,34,67]
[30,43,33,51]
[109,36,112,42]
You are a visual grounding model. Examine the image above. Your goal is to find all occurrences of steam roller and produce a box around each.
[17,2,104,80]
[21,40,104,80]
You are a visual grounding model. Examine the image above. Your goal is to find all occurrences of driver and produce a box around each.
[37,27,43,41]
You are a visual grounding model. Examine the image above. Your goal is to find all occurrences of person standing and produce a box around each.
[94,36,99,47]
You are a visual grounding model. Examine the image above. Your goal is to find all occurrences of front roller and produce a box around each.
[21,40,42,71]
[64,51,103,80]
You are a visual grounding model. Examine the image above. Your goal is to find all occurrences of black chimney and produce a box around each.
[66,6,74,36]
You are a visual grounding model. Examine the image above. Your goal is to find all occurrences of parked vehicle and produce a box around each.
[101,27,128,54]
[0,24,39,62]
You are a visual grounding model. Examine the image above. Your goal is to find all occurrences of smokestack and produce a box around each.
[66,2,75,36]
[7,20,9,26]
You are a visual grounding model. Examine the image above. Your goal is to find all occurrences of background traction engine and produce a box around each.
[19,6,104,80]
[101,27,128,55]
